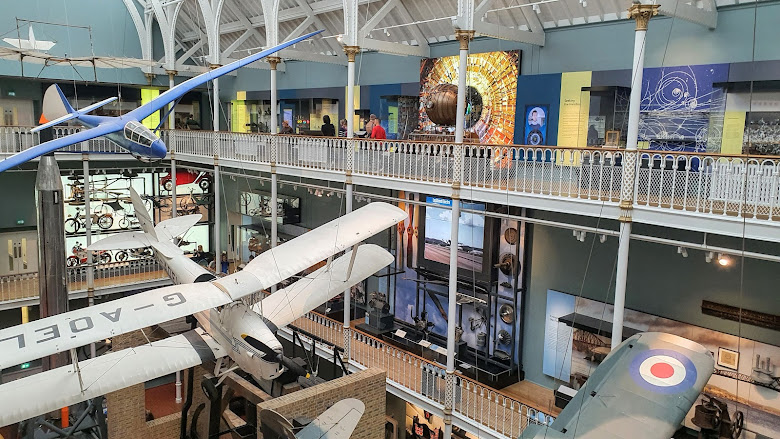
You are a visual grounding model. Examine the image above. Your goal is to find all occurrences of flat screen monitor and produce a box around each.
[422,196,486,273]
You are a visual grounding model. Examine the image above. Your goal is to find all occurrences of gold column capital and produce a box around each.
[454,29,475,50]
[165,69,178,77]
[143,72,156,84]
[343,45,361,62]
[628,3,659,31]
[208,63,222,70]
[267,56,281,70]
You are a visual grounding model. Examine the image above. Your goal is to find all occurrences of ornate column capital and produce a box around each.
[628,3,659,31]
[208,63,222,70]
[165,69,178,77]
[454,29,475,50]
[267,56,281,70]
[343,45,361,62]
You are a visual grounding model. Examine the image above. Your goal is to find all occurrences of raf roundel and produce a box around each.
[629,349,698,394]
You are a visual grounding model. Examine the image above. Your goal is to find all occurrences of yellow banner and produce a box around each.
[140,88,160,129]
[231,100,250,133]
[721,111,746,154]
[345,85,360,128]
[556,72,591,165]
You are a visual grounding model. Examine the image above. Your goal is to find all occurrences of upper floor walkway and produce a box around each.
[2,126,778,242]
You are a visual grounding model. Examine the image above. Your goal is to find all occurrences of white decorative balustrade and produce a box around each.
[287,311,551,438]
[0,258,169,305]
[4,127,780,227]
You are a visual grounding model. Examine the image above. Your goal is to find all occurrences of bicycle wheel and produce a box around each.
[66,256,80,267]
[98,214,113,230]
[163,180,173,192]
[100,252,112,264]
[65,218,80,235]
[119,217,130,229]
[115,251,128,262]
[199,177,211,192]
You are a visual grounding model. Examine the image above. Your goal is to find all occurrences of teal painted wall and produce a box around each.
[522,212,780,389]
[0,171,37,229]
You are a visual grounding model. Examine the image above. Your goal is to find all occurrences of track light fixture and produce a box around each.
[599,234,607,243]
[677,246,688,258]
[718,253,731,266]
[705,251,714,263]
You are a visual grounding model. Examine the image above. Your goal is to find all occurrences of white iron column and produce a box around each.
[271,172,278,249]
[454,30,474,143]
[612,4,658,350]
[82,146,96,359]
[344,46,360,138]
[171,155,177,218]
[214,162,221,271]
[167,70,176,129]
[445,27,470,431]
[342,183,354,361]
[268,57,280,133]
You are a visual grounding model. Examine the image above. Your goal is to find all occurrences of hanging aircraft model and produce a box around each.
[520,332,715,439]
[0,29,322,173]
[0,197,407,427]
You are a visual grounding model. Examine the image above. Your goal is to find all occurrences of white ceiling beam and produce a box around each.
[278,48,348,64]
[287,15,317,40]
[122,0,152,61]
[454,0,476,30]
[221,29,253,59]
[391,0,429,50]
[474,20,545,46]
[657,0,718,29]
[360,0,400,35]
[176,40,205,67]
[181,0,383,42]
[359,36,429,57]
[294,0,345,57]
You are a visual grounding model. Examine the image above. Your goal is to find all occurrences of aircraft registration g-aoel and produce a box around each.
[0,199,407,428]
[0,29,323,173]
[520,332,715,439]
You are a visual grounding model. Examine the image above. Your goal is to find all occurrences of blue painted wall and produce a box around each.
[513,73,562,145]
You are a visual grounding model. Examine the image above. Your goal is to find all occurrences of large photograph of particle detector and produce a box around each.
[418,51,520,145]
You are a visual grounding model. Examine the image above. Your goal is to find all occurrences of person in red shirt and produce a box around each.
[370,116,386,139]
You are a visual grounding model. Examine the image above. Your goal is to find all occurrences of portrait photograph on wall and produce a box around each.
[524,105,549,145]
[417,50,520,145]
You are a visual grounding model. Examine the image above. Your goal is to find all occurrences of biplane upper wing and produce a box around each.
[257,244,394,329]
[0,202,406,369]
[520,332,714,439]
[0,329,225,427]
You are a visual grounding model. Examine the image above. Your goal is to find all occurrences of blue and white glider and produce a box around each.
[0,30,323,173]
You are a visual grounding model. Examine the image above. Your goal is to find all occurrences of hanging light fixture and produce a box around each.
[677,246,688,258]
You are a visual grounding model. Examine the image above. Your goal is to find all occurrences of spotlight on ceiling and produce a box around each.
[718,253,731,266]
[677,246,688,258]
[705,251,714,263]
[599,234,607,243]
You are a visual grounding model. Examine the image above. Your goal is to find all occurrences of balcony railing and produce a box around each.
[0,258,169,304]
[2,127,779,223]
[289,311,552,438]
[167,131,780,222]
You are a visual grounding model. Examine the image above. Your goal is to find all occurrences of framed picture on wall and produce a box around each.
[524,105,549,146]
[717,347,739,370]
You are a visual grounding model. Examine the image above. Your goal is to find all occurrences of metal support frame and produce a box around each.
[454,30,474,145]
[81,145,96,359]
[343,183,354,361]
[171,155,177,218]
[612,4,658,350]
[214,161,221,273]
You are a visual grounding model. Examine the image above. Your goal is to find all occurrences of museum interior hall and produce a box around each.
[0,0,779,438]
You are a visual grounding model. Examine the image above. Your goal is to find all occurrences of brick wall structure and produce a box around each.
[105,328,209,439]
[256,368,387,439]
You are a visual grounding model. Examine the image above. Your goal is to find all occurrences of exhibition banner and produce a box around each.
[556,71,591,166]
[721,111,746,154]
[140,88,160,129]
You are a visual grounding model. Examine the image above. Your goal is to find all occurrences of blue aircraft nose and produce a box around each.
[151,139,168,158]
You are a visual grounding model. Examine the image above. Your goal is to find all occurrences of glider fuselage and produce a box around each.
[75,113,168,161]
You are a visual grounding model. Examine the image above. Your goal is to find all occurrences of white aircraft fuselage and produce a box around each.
[150,239,286,382]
